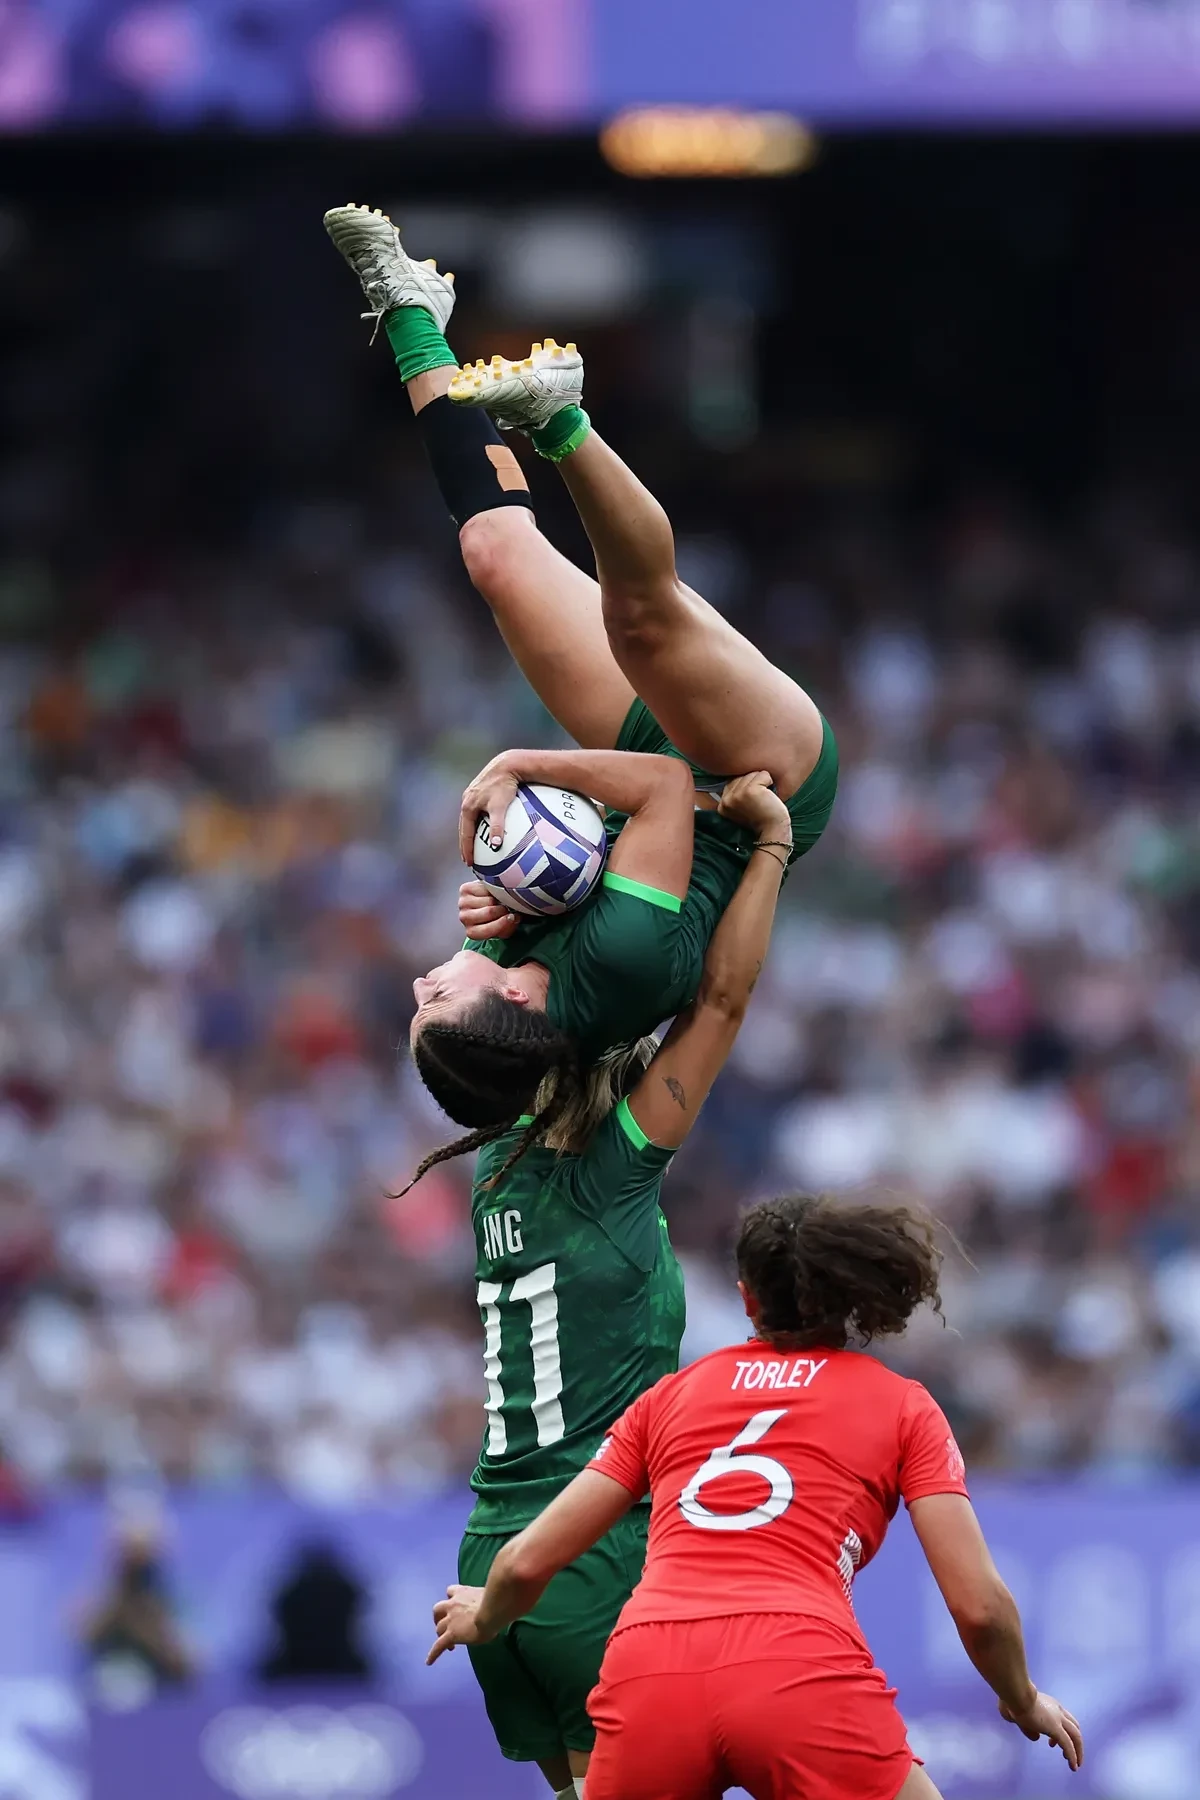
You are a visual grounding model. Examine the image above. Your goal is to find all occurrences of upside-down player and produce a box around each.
[324,206,838,1150]
[400,772,796,1798]
[429,1197,1084,1800]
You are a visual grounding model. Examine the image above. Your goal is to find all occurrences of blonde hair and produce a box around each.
[534,1036,658,1154]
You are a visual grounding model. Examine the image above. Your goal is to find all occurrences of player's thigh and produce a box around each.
[458,1534,565,1764]
[602,576,825,798]
[616,693,838,865]
[457,507,635,749]
[510,1510,650,1752]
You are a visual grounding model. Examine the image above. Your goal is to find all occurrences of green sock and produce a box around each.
[531,406,591,462]
[383,306,457,384]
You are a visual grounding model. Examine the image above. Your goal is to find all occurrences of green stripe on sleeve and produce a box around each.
[514,1115,535,1128]
[616,1097,651,1150]
[602,872,683,913]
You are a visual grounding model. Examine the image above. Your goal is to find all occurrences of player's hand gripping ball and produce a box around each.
[461,757,607,918]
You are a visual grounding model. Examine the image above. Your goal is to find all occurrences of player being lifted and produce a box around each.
[430,1195,1085,1800]
[401,771,796,1797]
[324,206,839,1161]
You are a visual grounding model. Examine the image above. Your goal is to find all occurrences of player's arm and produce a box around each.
[908,1495,1083,1770]
[622,771,791,1150]
[458,747,695,918]
[426,1470,633,1663]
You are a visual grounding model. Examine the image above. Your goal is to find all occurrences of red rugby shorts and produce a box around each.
[585,1613,917,1800]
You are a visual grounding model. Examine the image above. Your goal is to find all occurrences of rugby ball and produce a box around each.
[472,784,607,917]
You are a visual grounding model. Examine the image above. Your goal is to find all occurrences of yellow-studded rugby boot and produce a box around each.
[448,338,583,434]
[323,203,456,341]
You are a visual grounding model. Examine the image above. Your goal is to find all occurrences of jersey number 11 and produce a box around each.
[477,1263,565,1457]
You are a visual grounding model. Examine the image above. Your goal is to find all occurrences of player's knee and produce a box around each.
[459,508,536,603]
[600,577,684,658]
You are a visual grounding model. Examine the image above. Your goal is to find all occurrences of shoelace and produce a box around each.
[357,257,393,345]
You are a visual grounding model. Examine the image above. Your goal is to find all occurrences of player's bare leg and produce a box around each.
[560,430,823,793]
[403,363,453,414]
[407,367,633,749]
[324,207,633,752]
[534,1749,588,1796]
[449,342,825,797]
[459,508,634,750]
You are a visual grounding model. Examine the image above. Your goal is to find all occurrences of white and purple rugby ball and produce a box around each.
[472,783,608,917]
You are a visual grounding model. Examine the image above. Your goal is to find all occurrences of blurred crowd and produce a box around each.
[1,147,1200,1505]
[0,450,1197,1505]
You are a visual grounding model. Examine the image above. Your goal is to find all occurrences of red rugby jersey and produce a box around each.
[587,1341,968,1642]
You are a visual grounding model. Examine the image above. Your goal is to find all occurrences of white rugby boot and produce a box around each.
[323,203,455,341]
[447,338,583,433]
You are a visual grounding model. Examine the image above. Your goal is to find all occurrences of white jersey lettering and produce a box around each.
[509,1262,565,1447]
[482,1209,525,1265]
[477,1279,506,1455]
[731,1356,830,1392]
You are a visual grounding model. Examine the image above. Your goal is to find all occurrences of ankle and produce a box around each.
[532,406,590,462]
[407,365,455,414]
[384,306,457,385]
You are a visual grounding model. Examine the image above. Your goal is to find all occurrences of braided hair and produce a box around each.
[399,997,658,1199]
[736,1194,945,1350]
[398,990,584,1197]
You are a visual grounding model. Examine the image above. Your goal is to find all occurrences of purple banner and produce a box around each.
[0,1484,1197,1797]
[593,0,1200,124]
[0,0,585,131]
[91,1687,542,1800]
[8,0,1200,129]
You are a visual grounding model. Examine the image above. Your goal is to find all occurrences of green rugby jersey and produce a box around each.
[467,1097,685,1535]
[467,702,838,1063]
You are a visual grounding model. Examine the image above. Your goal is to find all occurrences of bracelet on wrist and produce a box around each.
[755,838,794,854]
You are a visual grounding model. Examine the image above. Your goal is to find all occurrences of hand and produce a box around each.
[426,1584,494,1665]
[459,880,520,941]
[459,756,520,865]
[999,1692,1084,1771]
[717,771,792,843]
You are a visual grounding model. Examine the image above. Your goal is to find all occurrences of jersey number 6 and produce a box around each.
[678,1408,793,1532]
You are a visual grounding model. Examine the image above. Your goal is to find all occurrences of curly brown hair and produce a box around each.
[735,1193,944,1349]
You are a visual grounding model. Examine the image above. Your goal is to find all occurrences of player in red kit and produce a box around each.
[429,1194,1083,1800]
